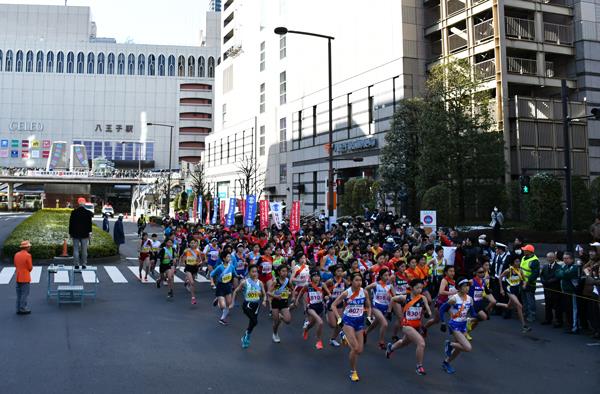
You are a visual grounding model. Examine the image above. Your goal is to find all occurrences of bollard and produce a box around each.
[60,238,68,257]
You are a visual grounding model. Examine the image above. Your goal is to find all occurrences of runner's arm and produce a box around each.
[330,292,347,320]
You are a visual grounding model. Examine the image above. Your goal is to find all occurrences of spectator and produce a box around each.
[490,206,504,241]
[68,197,93,269]
[581,262,600,338]
[102,213,110,232]
[113,214,125,253]
[589,217,600,242]
[520,244,540,323]
[540,252,563,327]
[556,252,581,334]
[14,240,33,315]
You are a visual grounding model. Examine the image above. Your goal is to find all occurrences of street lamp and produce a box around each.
[147,122,174,216]
[275,26,336,224]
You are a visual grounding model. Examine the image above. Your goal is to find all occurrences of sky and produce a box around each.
[4,0,210,46]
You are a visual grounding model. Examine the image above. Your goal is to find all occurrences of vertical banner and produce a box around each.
[244,195,257,228]
[193,196,198,220]
[220,199,226,225]
[259,200,269,231]
[226,197,236,227]
[197,196,203,223]
[238,198,246,219]
[290,201,301,234]
[270,201,283,230]
[211,198,219,225]
[205,199,211,224]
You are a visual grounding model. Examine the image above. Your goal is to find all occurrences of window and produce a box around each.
[168,55,175,76]
[16,50,23,72]
[312,105,317,139]
[97,53,105,74]
[279,71,287,105]
[297,110,302,142]
[83,141,92,158]
[56,51,64,73]
[93,141,102,158]
[198,56,205,77]
[279,117,287,153]
[137,54,145,75]
[87,52,95,74]
[259,83,265,113]
[148,54,155,76]
[145,142,154,161]
[0,50,3,72]
[222,103,227,125]
[188,56,195,77]
[77,52,84,73]
[114,53,122,75]
[158,55,165,76]
[280,34,286,59]
[259,126,265,156]
[259,41,265,71]
[5,50,13,71]
[347,93,352,136]
[177,55,185,76]
[103,141,113,159]
[279,164,287,183]
[208,56,215,78]
[26,50,33,72]
[36,51,43,72]
[66,52,74,73]
[46,51,54,72]
[114,141,123,160]
[368,85,374,133]
[127,54,135,75]
[124,143,134,160]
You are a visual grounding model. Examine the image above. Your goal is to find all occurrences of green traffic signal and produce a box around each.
[522,185,529,194]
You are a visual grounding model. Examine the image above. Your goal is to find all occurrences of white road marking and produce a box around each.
[54,271,70,283]
[81,270,98,283]
[127,266,156,283]
[104,266,128,283]
[31,266,42,283]
[0,267,15,284]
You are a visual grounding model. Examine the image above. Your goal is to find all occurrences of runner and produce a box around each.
[466,265,492,339]
[203,237,221,286]
[390,261,409,341]
[156,238,176,299]
[331,272,371,382]
[425,265,457,329]
[439,278,478,374]
[138,232,152,282]
[295,270,331,350]
[385,279,432,375]
[210,251,237,325]
[180,238,202,305]
[231,243,248,297]
[326,264,347,347]
[149,233,160,277]
[269,264,294,343]
[231,264,267,349]
[365,268,395,349]
[499,257,531,333]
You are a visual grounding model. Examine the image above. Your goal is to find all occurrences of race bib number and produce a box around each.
[221,272,232,283]
[345,306,363,317]
[405,306,422,320]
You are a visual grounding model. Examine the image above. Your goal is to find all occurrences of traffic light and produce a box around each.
[592,108,600,120]
[520,175,531,194]
[336,178,345,195]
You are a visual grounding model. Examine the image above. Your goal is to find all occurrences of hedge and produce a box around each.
[2,208,117,260]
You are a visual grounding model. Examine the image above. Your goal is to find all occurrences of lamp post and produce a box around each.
[274,26,335,224]
[147,122,174,216]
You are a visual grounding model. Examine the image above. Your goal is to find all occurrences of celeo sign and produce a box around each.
[333,137,377,154]
[9,121,44,132]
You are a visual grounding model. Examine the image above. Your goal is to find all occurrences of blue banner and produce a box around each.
[226,197,236,227]
[211,197,219,225]
[197,196,203,222]
[244,194,257,228]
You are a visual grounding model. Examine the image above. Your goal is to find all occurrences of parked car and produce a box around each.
[102,204,114,217]
[84,202,95,214]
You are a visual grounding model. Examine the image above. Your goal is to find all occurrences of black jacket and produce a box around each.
[69,206,93,238]
[540,262,562,290]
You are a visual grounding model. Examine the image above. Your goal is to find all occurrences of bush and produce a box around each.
[524,173,563,231]
[2,209,117,260]
[421,184,451,225]
[590,177,600,217]
[572,176,592,230]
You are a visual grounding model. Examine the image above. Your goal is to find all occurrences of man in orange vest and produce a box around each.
[14,240,33,315]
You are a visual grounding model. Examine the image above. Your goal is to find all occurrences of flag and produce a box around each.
[197,196,203,223]
[259,200,269,231]
[220,199,226,225]
[270,202,283,230]
[193,196,198,220]
[206,198,211,224]
[211,198,219,225]
[244,195,257,228]
[290,201,301,234]
[226,197,236,227]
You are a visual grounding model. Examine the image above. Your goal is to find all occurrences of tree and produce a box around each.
[572,176,592,230]
[189,163,208,201]
[590,177,600,216]
[178,191,188,211]
[379,98,424,218]
[418,59,504,221]
[152,173,170,215]
[524,173,563,231]
[421,184,451,225]
[236,156,265,199]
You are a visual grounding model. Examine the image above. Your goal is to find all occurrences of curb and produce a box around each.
[1,254,124,266]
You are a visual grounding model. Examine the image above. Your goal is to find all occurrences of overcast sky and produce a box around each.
[5,0,210,46]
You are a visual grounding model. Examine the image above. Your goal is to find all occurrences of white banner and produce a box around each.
[420,210,437,234]
[270,202,283,229]
[442,246,456,266]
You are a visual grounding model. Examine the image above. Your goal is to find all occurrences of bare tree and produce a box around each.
[189,163,208,200]
[236,155,265,199]
[152,173,170,215]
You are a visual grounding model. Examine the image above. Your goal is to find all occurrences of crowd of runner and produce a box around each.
[132,213,595,381]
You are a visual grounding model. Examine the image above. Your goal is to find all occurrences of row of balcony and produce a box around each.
[505,16,573,45]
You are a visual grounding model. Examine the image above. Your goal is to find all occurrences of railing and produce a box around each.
[544,22,573,45]
[474,19,494,42]
[545,61,555,77]
[428,39,443,59]
[474,59,496,80]
[507,57,537,75]
[446,0,465,16]
[448,32,467,52]
[425,5,441,26]
[506,16,535,40]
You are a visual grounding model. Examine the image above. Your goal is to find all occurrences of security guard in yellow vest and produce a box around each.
[520,244,540,322]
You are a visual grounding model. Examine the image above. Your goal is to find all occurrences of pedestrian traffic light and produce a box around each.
[591,107,600,120]
[335,178,345,195]
[520,175,531,194]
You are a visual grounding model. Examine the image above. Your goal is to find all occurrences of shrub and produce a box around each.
[572,176,592,230]
[590,177,600,217]
[421,184,451,225]
[524,173,563,231]
[2,209,117,260]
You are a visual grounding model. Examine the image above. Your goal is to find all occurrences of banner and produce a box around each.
[442,246,456,266]
[197,196,203,223]
[259,200,269,230]
[226,197,236,227]
[420,210,437,234]
[211,198,219,225]
[244,195,257,228]
[193,196,198,220]
[220,199,226,225]
[206,198,211,224]
[270,201,283,230]
[238,198,246,219]
[290,201,301,234]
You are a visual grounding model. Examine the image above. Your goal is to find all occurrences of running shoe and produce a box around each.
[349,370,360,382]
[272,333,281,343]
[167,290,173,299]
[391,335,399,342]
[385,342,394,359]
[241,334,249,349]
[144,277,148,282]
[416,365,426,376]
[339,331,348,346]
[302,320,309,330]
[329,339,341,347]
[212,298,218,307]
[378,341,386,350]
[444,340,453,358]
[303,328,309,340]
[442,361,455,374]
[156,280,161,289]
[218,318,228,326]
[465,332,473,341]
[139,275,143,281]
[191,297,197,305]
[521,325,532,333]
[315,340,324,350]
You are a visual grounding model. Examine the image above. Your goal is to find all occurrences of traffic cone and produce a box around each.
[125,212,128,220]
[60,238,68,257]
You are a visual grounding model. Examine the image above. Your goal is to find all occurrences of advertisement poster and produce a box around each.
[244,195,257,228]
[0,140,8,148]
[206,199,211,224]
[211,198,219,225]
[226,197,236,227]
[270,201,282,230]
[0,150,8,158]
[259,200,269,230]
[219,199,226,225]
[290,201,301,234]
[42,140,51,149]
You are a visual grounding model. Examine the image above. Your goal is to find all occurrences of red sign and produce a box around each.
[192,196,198,221]
[290,201,301,234]
[42,150,50,158]
[220,200,226,225]
[205,199,211,224]
[259,200,269,231]
[238,199,246,219]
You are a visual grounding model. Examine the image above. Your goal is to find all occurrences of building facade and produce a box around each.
[0,4,220,170]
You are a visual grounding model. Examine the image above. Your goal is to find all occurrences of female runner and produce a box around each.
[295,270,331,350]
[138,232,153,282]
[210,251,237,325]
[269,265,294,343]
[231,264,267,349]
[365,268,395,349]
[424,265,457,329]
[180,238,202,305]
[499,257,531,333]
[326,264,347,347]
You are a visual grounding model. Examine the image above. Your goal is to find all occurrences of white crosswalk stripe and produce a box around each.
[127,266,156,283]
[154,267,184,283]
[0,267,15,284]
[81,270,98,283]
[104,266,128,283]
[54,270,70,283]
[31,266,42,283]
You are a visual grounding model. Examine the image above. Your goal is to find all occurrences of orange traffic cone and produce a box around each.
[61,238,68,257]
